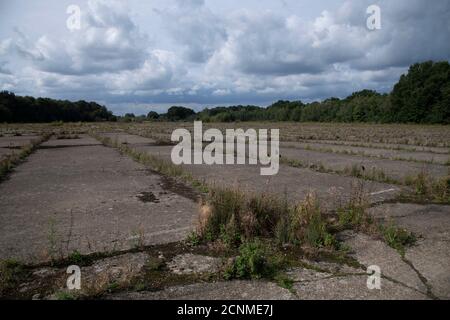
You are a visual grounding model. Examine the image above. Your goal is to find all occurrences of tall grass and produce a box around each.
[196,187,336,249]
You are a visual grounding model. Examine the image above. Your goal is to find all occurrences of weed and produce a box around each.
[197,187,336,252]
[380,223,417,256]
[274,274,295,292]
[223,240,281,280]
[186,231,201,246]
[404,171,450,204]
[146,257,165,271]
[67,250,84,265]
[107,281,120,292]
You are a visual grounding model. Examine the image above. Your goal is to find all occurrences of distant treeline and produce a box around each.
[137,61,448,124]
[1,61,449,124]
[0,92,116,123]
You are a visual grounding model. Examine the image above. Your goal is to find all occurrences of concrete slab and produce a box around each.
[0,144,198,264]
[96,133,402,208]
[281,141,450,165]
[369,203,450,299]
[339,231,427,294]
[280,147,448,181]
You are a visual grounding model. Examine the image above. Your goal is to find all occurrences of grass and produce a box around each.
[404,171,450,204]
[287,143,445,165]
[67,250,85,265]
[223,239,284,280]
[195,187,336,250]
[380,223,417,257]
[333,181,418,256]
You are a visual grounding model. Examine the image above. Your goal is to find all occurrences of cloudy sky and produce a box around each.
[0,0,449,115]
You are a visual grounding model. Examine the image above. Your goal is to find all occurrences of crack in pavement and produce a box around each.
[401,256,439,300]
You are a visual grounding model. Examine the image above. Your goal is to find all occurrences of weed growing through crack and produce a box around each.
[67,250,84,265]
[223,239,282,280]
[380,223,417,257]
[195,187,336,250]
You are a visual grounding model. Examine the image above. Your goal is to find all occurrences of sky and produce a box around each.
[0,0,449,115]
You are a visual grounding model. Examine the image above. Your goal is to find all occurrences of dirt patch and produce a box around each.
[136,191,160,203]
[152,169,201,203]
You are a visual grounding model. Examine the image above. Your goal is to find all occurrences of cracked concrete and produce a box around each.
[369,203,450,299]
[0,138,198,264]
[338,231,428,294]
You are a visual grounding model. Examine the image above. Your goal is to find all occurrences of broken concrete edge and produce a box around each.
[339,230,441,300]
[1,237,376,300]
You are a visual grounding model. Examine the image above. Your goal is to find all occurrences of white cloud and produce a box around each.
[0,0,449,110]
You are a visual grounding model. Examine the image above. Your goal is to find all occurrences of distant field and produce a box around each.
[0,122,449,300]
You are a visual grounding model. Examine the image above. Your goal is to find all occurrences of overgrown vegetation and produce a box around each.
[404,171,450,204]
[380,223,417,257]
[223,240,282,280]
[335,182,418,255]
[196,188,336,250]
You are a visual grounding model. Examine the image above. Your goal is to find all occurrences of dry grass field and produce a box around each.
[0,122,449,300]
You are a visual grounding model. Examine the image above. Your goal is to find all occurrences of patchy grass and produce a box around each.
[67,250,85,265]
[274,273,295,292]
[380,223,417,257]
[336,181,376,234]
[195,187,337,251]
[404,171,450,204]
[223,240,283,280]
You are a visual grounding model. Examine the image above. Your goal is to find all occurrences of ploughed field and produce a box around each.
[0,122,449,300]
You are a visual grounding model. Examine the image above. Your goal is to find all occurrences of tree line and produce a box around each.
[0,92,116,123]
[141,61,449,124]
[1,61,449,124]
